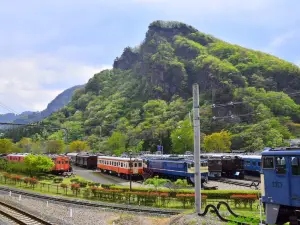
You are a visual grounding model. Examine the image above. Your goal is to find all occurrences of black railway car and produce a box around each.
[75,154,98,169]
[208,156,222,179]
[221,155,244,179]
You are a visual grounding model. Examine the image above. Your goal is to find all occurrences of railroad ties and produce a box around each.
[0,200,53,225]
[218,178,260,189]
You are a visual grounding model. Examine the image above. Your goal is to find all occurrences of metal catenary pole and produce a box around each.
[193,83,201,213]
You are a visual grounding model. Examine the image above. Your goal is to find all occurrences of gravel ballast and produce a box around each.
[0,193,228,225]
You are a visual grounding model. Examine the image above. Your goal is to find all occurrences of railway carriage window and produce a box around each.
[275,156,286,174]
[134,163,137,167]
[252,162,256,166]
[262,157,274,169]
[138,162,142,167]
[57,161,61,164]
[121,163,123,167]
[258,162,261,167]
[246,161,250,166]
[291,157,300,175]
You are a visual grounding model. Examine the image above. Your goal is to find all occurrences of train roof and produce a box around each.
[7,153,30,157]
[98,156,143,161]
[66,153,79,156]
[262,147,300,156]
[239,155,261,159]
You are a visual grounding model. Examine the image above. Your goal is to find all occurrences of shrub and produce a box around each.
[101,184,115,189]
[70,178,79,183]
[53,177,63,183]
[77,180,88,188]
[60,183,68,188]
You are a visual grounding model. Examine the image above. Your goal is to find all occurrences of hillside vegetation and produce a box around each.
[5,21,300,154]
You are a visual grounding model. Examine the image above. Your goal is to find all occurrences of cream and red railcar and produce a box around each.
[6,153,29,162]
[97,156,143,179]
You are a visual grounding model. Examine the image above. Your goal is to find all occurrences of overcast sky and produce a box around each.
[0,0,300,113]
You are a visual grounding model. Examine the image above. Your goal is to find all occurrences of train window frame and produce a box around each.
[262,156,274,169]
[138,162,142,167]
[275,156,286,175]
[291,157,300,176]
[134,163,137,167]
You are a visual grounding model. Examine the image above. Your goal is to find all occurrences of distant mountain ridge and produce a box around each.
[0,85,84,124]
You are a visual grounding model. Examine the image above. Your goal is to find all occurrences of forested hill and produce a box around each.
[37,21,300,154]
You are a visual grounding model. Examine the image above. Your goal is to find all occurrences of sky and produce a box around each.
[0,0,300,114]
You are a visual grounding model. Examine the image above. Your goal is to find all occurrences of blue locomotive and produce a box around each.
[143,156,209,184]
[261,147,300,224]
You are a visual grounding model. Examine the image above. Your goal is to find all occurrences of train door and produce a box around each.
[263,156,290,206]
[290,156,300,207]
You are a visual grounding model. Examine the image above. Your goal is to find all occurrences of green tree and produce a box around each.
[31,141,43,154]
[203,130,231,152]
[24,155,55,176]
[48,130,65,141]
[107,131,127,155]
[45,140,65,154]
[0,138,13,153]
[18,137,32,152]
[171,118,193,154]
[69,140,90,152]
[144,176,170,190]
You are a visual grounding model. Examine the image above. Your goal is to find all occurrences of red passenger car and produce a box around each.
[50,155,71,174]
[6,153,29,162]
[97,156,144,179]
[6,153,70,174]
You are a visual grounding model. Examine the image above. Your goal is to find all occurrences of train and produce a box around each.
[142,156,209,184]
[203,153,261,178]
[261,147,300,224]
[97,156,144,179]
[5,153,71,174]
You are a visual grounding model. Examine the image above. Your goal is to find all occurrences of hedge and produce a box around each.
[103,185,260,199]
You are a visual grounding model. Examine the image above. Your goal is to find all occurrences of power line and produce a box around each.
[0,102,18,114]
[211,90,300,109]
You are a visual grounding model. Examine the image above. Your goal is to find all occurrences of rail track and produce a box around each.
[0,199,53,225]
[0,186,181,216]
[217,178,260,189]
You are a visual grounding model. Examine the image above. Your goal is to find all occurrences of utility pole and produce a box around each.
[193,83,201,214]
[129,150,132,191]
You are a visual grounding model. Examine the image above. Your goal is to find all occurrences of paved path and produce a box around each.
[73,166,145,187]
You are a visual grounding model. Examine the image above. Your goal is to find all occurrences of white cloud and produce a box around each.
[0,55,111,113]
[133,0,270,14]
[269,31,299,49]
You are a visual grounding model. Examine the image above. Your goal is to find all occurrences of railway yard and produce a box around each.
[0,153,263,224]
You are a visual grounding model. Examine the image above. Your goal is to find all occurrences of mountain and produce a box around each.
[0,85,84,124]
[11,21,300,153]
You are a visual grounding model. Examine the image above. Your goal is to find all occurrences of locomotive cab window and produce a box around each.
[262,157,274,169]
[275,156,286,174]
[188,163,194,168]
[291,157,300,176]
